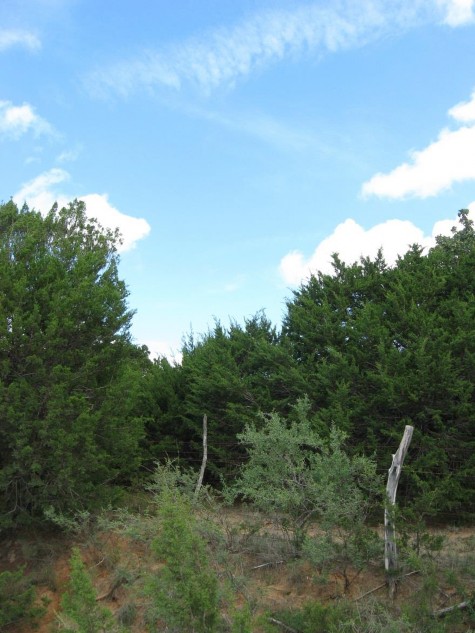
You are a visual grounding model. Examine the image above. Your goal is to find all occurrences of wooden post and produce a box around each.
[385,424,413,599]
[194,414,208,501]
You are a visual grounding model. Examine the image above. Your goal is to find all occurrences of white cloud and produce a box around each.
[438,0,475,25]
[0,29,41,52]
[80,193,151,252]
[449,90,475,122]
[0,100,53,139]
[362,88,475,199]
[362,127,475,198]
[14,167,69,210]
[86,1,467,97]
[14,168,151,252]
[279,209,473,284]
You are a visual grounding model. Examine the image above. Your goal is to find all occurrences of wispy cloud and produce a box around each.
[279,208,473,283]
[205,274,247,296]
[438,0,475,26]
[223,275,246,293]
[56,146,82,163]
[14,168,151,252]
[362,88,475,199]
[0,29,41,52]
[86,1,470,98]
[0,100,53,139]
[189,106,317,151]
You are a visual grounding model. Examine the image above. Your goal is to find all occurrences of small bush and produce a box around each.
[59,547,116,633]
[117,601,137,627]
[229,399,382,564]
[146,489,220,633]
[146,470,219,633]
[231,604,253,633]
[0,566,44,629]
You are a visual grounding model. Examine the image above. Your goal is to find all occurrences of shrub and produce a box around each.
[229,397,382,568]
[59,547,115,633]
[146,488,219,632]
[0,566,44,629]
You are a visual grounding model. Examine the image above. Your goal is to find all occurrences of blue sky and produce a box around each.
[2,0,475,360]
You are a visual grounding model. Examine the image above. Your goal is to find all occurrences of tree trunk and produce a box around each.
[385,424,413,599]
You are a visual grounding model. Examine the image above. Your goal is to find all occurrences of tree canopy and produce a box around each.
[1,201,473,525]
[0,200,146,526]
[282,210,475,517]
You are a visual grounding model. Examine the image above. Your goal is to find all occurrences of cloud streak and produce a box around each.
[86,1,472,98]
[14,168,151,252]
[279,208,473,284]
[362,89,475,199]
[0,29,41,52]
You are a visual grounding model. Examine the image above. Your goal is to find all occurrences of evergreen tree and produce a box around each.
[0,200,144,526]
[282,211,475,517]
[178,313,305,481]
[60,547,115,632]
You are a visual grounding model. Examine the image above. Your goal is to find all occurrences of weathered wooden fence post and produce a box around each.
[385,424,413,599]
[194,414,208,501]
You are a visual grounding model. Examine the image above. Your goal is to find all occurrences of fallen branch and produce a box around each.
[268,617,300,633]
[353,581,386,601]
[354,570,421,602]
[251,560,284,570]
[92,556,105,568]
[433,600,471,619]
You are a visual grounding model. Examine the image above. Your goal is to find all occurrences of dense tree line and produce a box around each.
[283,212,475,516]
[0,201,473,527]
[144,210,474,518]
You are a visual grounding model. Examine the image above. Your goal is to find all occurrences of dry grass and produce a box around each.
[1,506,474,632]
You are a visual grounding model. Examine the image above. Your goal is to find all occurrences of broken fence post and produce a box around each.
[385,424,414,599]
[194,414,208,501]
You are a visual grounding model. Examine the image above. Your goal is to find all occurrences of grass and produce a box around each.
[1,502,474,633]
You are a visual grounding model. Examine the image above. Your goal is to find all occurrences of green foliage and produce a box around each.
[396,498,445,561]
[139,210,475,519]
[43,507,94,535]
[116,601,137,627]
[59,547,116,633]
[146,458,200,503]
[229,398,381,558]
[283,210,475,518]
[0,565,44,630]
[267,601,345,633]
[230,604,253,633]
[146,485,220,632]
[0,200,146,526]
[266,598,466,633]
[138,356,189,466]
[176,313,306,482]
[303,526,381,590]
